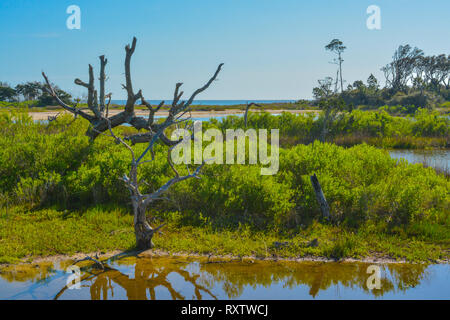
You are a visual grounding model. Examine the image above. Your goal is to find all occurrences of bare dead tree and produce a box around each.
[310,173,330,220]
[243,102,262,128]
[42,37,223,250]
[42,37,223,145]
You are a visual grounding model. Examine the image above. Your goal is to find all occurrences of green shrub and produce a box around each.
[0,111,448,241]
[173,164,295,229]
[278,142,449,229]
[412,108,449,137]
[325,234,359,259]
[210,109,449,147]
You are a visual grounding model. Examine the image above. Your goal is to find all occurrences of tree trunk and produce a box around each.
[132,200,155,250]
[310,173,330,220]
[244,104,249,128]
[334,69,339,93]
[339,53,343,93]
[320,109,331,142]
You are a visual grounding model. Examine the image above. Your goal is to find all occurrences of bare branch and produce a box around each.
[105,118,135,163]
[74,78,89,88]
[41,72,95,122]
[172,82,184,108]
[88,64,95,108]
[141,95,164,126]
[142,162,205,206]
[73,64,101,118]
[99,55,108,114]
[152,222,167,234]
[184,63,223,109]
[72,255,105,270]
[47,112,61,122]
[124,37,139,113]
[105,93,112,118]
[244,102,262,128]
[167,145,179,178]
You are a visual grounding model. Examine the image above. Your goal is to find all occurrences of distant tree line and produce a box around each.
[0,81,72,106]
[313,41,450,110]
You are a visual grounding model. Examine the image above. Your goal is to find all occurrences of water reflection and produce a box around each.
[61,257,217,300]
[1,256,448,300]
[389,149,450,174]
[198,261,434,298]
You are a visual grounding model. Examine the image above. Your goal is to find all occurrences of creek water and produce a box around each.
[110,100,296,106]
[0,256,448,300]
[388,149,450,173]
[36,113,285,124]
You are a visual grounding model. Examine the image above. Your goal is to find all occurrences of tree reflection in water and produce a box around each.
[0,256,431,300]
[53,257,218,300]
[198,261,430,298]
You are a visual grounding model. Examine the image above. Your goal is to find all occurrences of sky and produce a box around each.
[0,0,449,100]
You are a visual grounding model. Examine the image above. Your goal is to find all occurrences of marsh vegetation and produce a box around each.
[0,111,448,264]
[0,38,448,266]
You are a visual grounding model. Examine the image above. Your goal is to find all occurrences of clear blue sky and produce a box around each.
[1,0,449,99]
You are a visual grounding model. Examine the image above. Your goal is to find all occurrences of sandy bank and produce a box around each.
[4,249,448,267]
[28,109,319,121]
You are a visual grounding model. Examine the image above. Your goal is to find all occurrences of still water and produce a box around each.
[0,256,448,300]
[388,149,450,173]
[110,100,296,106]
[36,114,248,125]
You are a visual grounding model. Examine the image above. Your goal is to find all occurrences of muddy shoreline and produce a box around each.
[3,249,448,268]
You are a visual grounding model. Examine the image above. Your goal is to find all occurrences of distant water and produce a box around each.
[111,99,296,106]
[35,113,281,125]
[389,149,449,173]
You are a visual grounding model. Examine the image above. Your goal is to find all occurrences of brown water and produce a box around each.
[0,256,448,300]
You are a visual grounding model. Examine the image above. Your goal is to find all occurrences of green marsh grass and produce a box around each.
[0,111,448,264]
